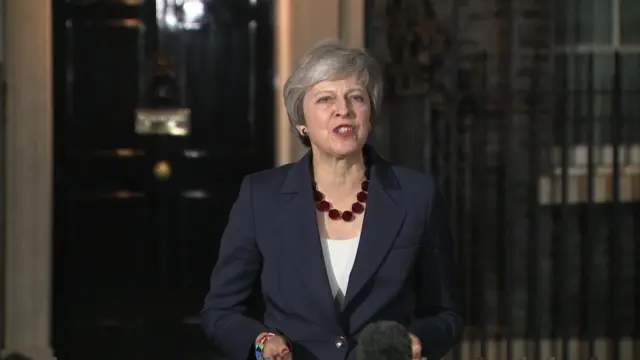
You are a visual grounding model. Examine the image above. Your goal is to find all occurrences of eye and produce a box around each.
[351,94,366,102]
[317,96,332,103]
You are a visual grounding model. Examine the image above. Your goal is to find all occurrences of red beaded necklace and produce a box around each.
[313,179,369,222]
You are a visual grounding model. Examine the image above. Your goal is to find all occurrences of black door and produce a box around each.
[52,1,273,359]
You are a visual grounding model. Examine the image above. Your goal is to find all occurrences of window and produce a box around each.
[540,0,640,205]
[554,0,640,146]
[156,0,206,30]
[555,0,640,47]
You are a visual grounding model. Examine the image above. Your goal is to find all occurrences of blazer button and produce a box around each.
[335,336,346,348]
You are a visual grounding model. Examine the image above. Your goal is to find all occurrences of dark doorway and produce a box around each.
[52,1,274,359]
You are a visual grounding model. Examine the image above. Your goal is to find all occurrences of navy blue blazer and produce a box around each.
[200,146,463,360]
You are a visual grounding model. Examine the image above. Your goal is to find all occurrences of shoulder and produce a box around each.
[367,145,438,200]
[384,162,446,226]
[241,163,295,192]
[387,163,439,199]
[385,164,448,238]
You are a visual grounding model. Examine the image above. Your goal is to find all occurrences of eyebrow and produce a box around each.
[312,87,366,97]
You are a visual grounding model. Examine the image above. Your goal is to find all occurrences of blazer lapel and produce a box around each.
[343,149,406,308]
[279,152,338,319]
[277,147,406,317]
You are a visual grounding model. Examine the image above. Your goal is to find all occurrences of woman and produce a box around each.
[200,41,463,360]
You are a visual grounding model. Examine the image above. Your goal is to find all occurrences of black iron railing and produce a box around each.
[430,49,639,360]
[366,0,639,358]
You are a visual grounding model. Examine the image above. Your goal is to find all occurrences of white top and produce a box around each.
[320,235,361,308]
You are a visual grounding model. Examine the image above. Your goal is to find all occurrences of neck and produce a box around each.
[312,149,366,195]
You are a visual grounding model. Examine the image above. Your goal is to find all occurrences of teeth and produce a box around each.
[338,127,351,133]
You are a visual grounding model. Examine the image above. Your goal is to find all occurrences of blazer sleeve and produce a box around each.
[407,181,464,360]
[200,175,269,359]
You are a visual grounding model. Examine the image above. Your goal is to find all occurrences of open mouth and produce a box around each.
[333,124,355,135]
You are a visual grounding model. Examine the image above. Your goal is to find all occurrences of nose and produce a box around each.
[334,97,352,117]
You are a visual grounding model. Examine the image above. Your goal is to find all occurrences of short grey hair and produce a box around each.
[283,40,384,145]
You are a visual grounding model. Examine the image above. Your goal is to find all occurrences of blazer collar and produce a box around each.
[278,145,406,319]
[280,144,401,194]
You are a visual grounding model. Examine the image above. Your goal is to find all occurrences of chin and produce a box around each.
[331,142,365,158]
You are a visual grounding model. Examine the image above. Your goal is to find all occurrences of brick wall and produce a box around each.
[366,0,638,353]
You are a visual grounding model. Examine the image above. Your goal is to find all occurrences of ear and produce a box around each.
[295,125,307,136]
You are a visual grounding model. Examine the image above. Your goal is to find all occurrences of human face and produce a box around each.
[297,76,371,158]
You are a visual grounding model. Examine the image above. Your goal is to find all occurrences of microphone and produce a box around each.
[356,321,413,360]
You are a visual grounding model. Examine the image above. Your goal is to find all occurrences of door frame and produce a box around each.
[0,0,6,352]
[1,0,55,359]
[1,1,363,359]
